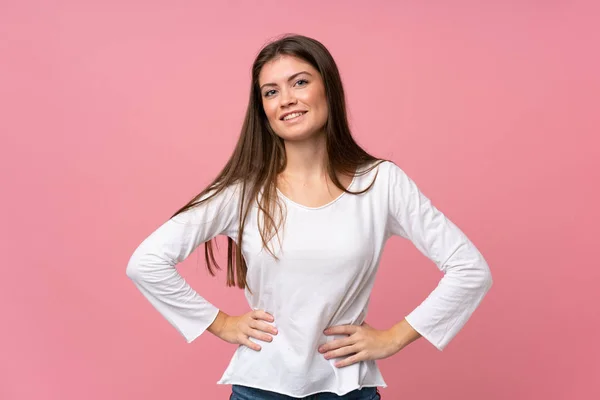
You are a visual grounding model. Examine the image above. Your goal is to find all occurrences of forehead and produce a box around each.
[258,55,318,84]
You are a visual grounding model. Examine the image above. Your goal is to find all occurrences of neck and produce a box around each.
[281,133,328,182]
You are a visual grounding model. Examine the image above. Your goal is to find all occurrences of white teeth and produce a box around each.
[283,112,305,121]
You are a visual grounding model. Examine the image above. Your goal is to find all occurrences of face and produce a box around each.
[258,55,328,142]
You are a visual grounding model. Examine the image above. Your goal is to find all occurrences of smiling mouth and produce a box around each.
[281,111,307,121]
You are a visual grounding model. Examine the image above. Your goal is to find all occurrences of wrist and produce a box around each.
[389,318,421,352]
[207,310,229,338]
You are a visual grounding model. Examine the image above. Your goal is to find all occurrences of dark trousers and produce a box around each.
[230,385,381,400]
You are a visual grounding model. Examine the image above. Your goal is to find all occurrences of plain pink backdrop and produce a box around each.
[1,1,598,399]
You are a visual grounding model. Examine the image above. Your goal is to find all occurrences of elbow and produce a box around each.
[454,251,493,292]
[126,251,145,282]
[447,246,493,291]
[126,249,171,283]
[478,257,493,291]
[126,258,139,281]
[482,269,493,292]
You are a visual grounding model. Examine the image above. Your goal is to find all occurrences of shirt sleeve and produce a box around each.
[384,162,493,351]
[125,183,240,343]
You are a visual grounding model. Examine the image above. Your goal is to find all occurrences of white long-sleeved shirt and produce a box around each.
[126,160,493,397]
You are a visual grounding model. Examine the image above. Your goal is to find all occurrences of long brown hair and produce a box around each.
[171,34,384,290]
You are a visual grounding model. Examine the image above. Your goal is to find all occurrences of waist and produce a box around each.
[231,384,380,399]
[218,342,386,397]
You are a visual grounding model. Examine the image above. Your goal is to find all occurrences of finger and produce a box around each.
[252,309,275,322]
[324,325,359,336]
[240,336,262,351]
[250,320,278,335]
[324,344,359,360]
[247,328,274,343]
[335,352,363,368]
[319,336,354,353]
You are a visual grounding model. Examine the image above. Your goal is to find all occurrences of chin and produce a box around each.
[273,123,327,142]
[276,129,324,142]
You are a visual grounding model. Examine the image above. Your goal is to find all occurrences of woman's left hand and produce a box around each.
[319,322,404,368]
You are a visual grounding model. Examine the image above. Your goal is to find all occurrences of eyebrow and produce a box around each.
[259,71,313,91]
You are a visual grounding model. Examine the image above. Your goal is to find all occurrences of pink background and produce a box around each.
[2,1,598,399]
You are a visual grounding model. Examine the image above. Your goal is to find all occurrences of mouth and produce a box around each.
[280,111,307,122]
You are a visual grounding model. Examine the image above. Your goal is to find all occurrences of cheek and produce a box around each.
[262,102,277,122]
[312,89,327,114]
[314,93,328,120]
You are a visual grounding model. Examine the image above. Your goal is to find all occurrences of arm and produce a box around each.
[386,162,493,351]
[126,183,239,343]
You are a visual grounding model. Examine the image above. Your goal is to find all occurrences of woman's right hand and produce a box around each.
[207,309,278,351]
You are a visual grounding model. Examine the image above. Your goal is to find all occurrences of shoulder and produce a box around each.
[181,180,243,216]
[194,179,242,204]
[349,159,393,194]
[355,159,406,183]
[353,160,420,201]
[375,160,413,184]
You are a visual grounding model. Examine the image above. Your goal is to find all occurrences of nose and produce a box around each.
[279,87,297,107]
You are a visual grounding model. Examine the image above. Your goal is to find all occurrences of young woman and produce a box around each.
[126,34,493,400]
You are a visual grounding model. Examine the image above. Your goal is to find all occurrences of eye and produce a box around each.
[295,79,308,87]
[264,89,277,98]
